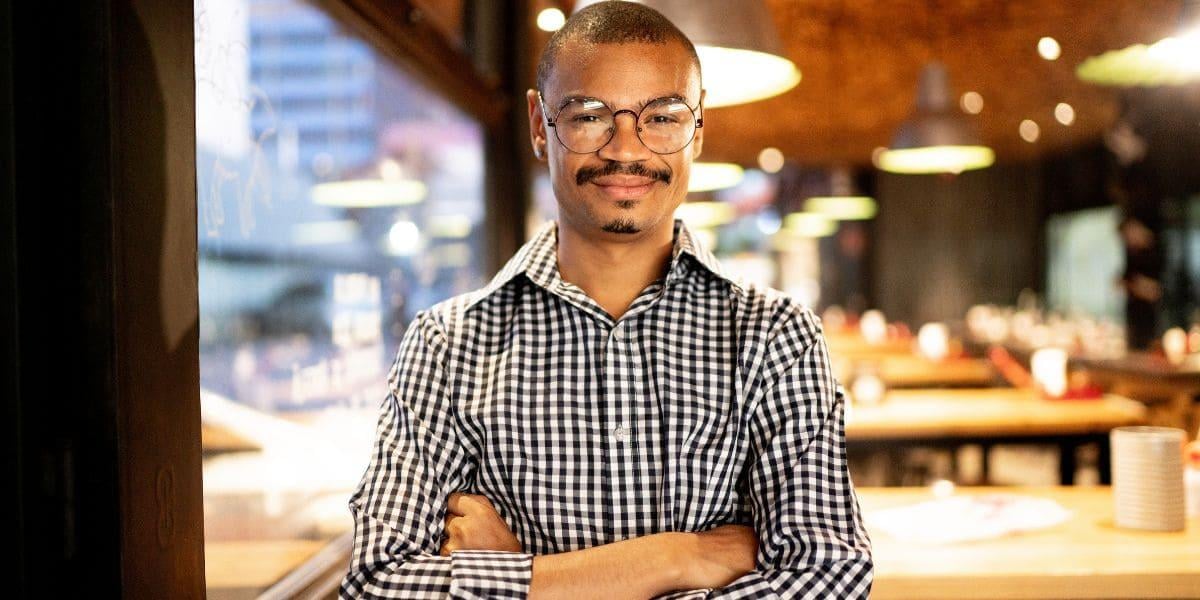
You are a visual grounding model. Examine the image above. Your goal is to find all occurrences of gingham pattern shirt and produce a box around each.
[341,220,873,599]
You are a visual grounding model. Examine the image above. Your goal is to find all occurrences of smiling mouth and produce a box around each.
[592,180,656,200]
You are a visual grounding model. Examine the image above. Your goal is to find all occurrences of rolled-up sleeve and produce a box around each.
[339,311,533,599]
[708,309,873,599]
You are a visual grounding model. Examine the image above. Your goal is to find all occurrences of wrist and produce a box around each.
[656,531,698,590]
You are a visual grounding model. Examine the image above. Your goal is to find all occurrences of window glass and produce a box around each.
[194,0,485,594]
[1046,206,1123,321]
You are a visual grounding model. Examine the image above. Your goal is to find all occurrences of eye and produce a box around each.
[572,114,603,124]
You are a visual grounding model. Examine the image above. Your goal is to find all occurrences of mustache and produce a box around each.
[575,161,671,187]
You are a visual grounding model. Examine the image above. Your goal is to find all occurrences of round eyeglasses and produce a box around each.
[539,92,703,155]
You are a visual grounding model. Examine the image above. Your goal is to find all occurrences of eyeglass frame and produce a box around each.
[537,91,704,155]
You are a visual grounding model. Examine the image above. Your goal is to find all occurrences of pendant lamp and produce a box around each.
[687,162,745,192]
[878,63,995,175]
[573,0,801,107]
[1077,0,1200,86]
[803,167,877,221]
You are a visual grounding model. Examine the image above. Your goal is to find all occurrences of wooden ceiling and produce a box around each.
[698,0,1188,167]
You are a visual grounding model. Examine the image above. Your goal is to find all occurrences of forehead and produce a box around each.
[545,40,701,106]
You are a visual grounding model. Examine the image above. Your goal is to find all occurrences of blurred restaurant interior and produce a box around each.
[5,0,1200,598]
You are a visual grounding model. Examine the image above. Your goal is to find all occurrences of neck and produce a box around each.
[556,219,676,321]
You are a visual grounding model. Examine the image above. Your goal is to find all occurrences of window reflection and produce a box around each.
[195,0,484,595]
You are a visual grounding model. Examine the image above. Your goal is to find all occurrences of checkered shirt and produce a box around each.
[340,219,873,599]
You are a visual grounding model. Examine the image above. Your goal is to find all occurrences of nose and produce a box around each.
[598,110,653,162]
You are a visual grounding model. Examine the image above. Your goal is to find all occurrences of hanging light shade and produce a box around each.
[311,179,426,207]
[312,158,427,207]
[688,162,745,192]
[1077,0,1200,86]
[878,63,995,175]
[780,212,837,238]
[573,0,801,107]
[675,201,736,228]
[803,167,877,220]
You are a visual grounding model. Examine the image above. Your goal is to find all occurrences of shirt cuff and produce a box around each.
[448,549,534,599]
[653,588,713,599]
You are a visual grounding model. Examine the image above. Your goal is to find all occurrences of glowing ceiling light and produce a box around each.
[1019,119,1041,143]
[1038,36,1062,61]
[675,201,736,228]
[694,46,802,107]
[312,179,426,207]
[575,0,800,107]
[428,215,473,238]
[291,220,360,246]
[803,167,876,220]
[804,196,877,221]
[878,146,995,175]
[756,211,782,235]
[757,147,785,173]
[880,63,995,174]
[688,162,744,192]
[387,220,423,256]
[1077,1,1200,86]
[1054,102,1076,125]
[870,146,888,168]
[780,212,836,238]
[536,8,566,32]
[960,91,984,114]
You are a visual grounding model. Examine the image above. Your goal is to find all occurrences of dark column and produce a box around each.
[3,1,204,596]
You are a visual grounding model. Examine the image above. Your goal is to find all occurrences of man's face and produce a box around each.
[528,40,704,239]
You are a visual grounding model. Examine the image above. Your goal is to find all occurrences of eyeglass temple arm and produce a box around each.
[537,92,557,128]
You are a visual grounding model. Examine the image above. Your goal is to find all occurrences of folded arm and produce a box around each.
[442,491,758,600]
[341,312,534,599]
[706,310,873,599]
[340,312,756,599]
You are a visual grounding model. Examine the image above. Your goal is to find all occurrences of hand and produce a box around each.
[679,524,758,590]
[439,492,523,556]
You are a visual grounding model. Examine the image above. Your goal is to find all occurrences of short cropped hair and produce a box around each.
[535,1,701,93]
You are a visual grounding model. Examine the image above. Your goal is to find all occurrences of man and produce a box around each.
[340,2,873,598]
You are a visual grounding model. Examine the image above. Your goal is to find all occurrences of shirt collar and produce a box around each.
[467,218,741,311]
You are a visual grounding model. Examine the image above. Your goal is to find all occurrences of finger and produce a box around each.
[449,493,492,517]
[439,541,454,557]
[444,513,464,536]
[446,493,468,516]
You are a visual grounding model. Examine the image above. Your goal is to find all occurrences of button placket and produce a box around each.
[611,322,626,342]
[612,424,631,443]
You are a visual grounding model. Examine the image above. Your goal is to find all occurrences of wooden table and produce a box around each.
[201,421,261,455]
[1075,353,1200,437]
[977,344,1200,437]
[846,388,1148,484]
[826,332,915,358]
[206,533,352,600]
[206,539,326,599]
[859,486,1200,599]
[871,355,997,388]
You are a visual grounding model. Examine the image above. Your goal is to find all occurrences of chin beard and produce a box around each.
[601,219,640,234]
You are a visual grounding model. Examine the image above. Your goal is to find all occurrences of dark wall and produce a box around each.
[3,1,203,596]
[871,162,1044,327]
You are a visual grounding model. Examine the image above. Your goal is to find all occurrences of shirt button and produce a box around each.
[611,322,626,341]
[612,425,631,442]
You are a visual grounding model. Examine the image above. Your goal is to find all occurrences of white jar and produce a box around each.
[1188,466,1200,519]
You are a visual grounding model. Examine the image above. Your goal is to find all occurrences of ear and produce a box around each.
[690,88,706,160]
[527,89,548,161]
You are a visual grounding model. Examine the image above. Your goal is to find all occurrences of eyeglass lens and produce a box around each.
[554,97,696,154]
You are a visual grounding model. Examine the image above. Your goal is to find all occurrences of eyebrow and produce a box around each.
[554,92,693,111]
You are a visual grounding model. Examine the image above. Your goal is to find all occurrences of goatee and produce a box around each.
[601,219,640,234]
